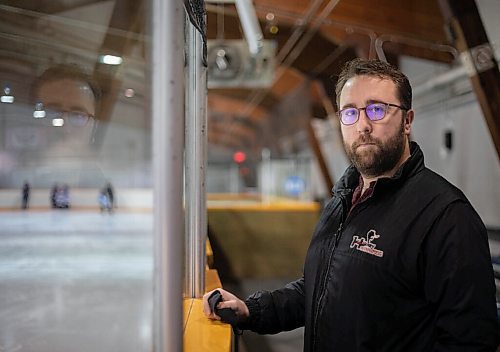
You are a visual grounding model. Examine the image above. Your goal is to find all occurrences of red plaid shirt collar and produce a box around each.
[349,175,375,213]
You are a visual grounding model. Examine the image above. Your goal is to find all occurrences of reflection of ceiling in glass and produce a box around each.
[0,1,147,111]
[0,1,150,189]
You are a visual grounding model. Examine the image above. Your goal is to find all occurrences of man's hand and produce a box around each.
[202,288,250,322]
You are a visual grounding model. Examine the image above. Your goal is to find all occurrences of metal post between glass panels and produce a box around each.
[185,17,207,299]
[152,0,184,351]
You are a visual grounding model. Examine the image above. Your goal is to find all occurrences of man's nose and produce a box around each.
[356,110,372,134]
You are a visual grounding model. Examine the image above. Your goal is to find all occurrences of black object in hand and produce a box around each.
[208,290,239,325]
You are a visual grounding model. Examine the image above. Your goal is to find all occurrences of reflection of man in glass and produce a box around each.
[31,63,100,150]
[29,63,105,187]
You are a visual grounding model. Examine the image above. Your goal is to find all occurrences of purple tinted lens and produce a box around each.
[365,104,386,121]
[341,108,358,125]
[68,112,89,127]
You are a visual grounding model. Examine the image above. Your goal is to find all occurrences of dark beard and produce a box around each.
[344,121,406,178]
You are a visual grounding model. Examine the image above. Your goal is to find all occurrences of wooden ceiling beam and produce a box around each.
[272,67,306,97]
[307,120,334,193]
[206,10,242,40]
[309,80,336,192]
[320,27,455,63]
[253,0,448,45]
[380,41,455,64]
[269,25,339,75]
[439,0,500,158]
[327,0,448,43]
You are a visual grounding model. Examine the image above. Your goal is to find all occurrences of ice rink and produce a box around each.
[0,211,154,352]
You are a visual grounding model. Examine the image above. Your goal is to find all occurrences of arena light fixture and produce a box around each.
[1,86,14,103]
[33,102,46,118]
[52,118,64,127]
[98,54,123,65]
[33,110,46,118]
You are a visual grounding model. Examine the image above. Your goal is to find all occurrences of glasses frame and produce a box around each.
[338,102,408,126]
[44,109,95,127]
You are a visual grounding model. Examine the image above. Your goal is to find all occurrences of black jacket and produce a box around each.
[240,142,499,351]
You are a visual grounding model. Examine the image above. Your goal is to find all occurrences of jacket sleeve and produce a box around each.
[237,277,305,334]
[422,200,499,351]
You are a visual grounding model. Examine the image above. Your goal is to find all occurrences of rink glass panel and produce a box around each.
[0,2,156,351]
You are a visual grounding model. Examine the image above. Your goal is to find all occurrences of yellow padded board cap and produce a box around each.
[184,299,232,351]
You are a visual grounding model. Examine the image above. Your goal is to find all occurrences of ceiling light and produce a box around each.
[52,118,64,127]
[124,88,135,98]
[99,54,123,65]
[1,86,14,103]
[33,110,46,118]
[33,102,45,118]
[0,96,13,103]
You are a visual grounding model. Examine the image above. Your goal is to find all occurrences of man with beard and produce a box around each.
[203,59,499,351]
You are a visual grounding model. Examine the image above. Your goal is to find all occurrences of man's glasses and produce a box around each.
[338,102,407,126]
[44,109,94,127]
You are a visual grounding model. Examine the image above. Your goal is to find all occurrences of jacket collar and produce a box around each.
[333,141,425,195]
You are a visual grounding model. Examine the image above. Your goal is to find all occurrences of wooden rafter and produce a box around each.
[439,0,500,158]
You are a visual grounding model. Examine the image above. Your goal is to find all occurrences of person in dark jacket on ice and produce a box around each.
[203,58,499,351]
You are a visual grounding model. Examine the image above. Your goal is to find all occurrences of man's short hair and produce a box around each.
[31,63,101,102]
[335,58,412,110]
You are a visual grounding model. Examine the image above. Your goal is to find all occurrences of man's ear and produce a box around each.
[404,110,414,135]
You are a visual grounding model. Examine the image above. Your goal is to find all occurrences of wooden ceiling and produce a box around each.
[205,0,457,156]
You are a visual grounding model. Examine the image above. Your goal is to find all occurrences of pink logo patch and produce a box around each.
[350,229,384,258]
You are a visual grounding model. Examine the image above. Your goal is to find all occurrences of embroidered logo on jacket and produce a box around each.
[350,229,384,258]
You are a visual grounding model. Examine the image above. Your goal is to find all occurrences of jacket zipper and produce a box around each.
[311,193,348,351]
[310,185,377,350]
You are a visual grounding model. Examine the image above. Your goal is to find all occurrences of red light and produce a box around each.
[233,151,246,164]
